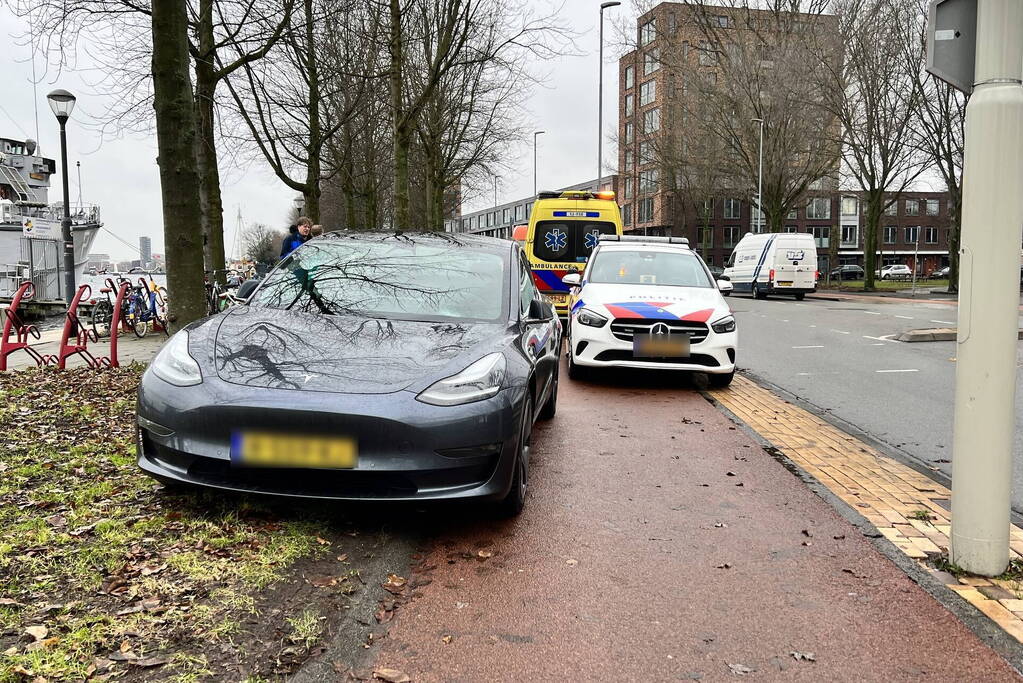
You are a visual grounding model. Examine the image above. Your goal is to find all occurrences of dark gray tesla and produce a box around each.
[136,232,561,514]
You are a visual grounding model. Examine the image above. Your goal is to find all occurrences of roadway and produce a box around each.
[729,290,1023,511]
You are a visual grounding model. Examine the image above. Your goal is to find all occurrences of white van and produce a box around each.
[722,232,818,300]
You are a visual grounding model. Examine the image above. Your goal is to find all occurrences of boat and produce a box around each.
[0,135,100,301]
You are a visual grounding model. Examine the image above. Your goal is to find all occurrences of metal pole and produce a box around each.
[597,2,621,187]
[533,131,545,197]
[494,176,498,208]
[950,0,1023,576]
[756,118,764,233]
[911,231,919,296]
[58,117,75,305]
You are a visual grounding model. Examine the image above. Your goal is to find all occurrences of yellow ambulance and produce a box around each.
[525,190,624,316]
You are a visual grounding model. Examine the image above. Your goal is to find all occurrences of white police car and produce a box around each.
[561,236,737,387]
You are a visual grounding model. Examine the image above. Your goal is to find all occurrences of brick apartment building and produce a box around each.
[617,2,952,274]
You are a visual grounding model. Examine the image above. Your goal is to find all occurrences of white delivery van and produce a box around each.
[722,232,818,300]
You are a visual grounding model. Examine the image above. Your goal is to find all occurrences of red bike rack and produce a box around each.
[107,280,131,367]
[0,281,46,371]
[54,284,110,369]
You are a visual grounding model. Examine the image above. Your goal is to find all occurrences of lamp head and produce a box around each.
[600,1,622,8]
[47,89,77,122]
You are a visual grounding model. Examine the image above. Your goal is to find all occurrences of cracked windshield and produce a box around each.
[2,0,1022,680]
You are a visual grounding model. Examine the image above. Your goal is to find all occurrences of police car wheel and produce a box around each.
[568,353,589,381]
[709,371,734,388]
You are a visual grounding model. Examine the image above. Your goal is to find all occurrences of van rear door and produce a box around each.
[772,239,816,290]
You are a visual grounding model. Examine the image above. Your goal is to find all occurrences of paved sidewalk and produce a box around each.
[711,376,1023,651]
[357,365,1019,681]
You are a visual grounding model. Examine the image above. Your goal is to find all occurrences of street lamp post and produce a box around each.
[752,117,764,233]
[47,89,77,305]
[597,1,621,187]
[494,176,499,208]
[533,130,545,197]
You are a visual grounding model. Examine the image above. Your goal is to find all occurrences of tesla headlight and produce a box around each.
[417,353,506,406]
[151,330,202,386]
[577,308,608,328]
[711,315,736,334]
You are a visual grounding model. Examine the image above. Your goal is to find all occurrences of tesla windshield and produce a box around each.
[251,239,507,322]
[588,249,713,288]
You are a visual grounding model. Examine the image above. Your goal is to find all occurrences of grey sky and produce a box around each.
[0,1,638,261]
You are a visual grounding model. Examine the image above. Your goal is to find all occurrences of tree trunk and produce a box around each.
[862,192,882,291]
[194,0,227,285]
[947,186,962,294]
[152,0,207,329]
[303,0,322,224]
[389,0,411,230]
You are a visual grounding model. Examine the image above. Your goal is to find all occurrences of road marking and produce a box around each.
[895,315,914,320]
[830,329,851,335]
[931,320,955,325]
[869,343,884,346]
[809,325,817,328]
[862,335,896,343]
[792,345,824,349]
[781,319,790,322]
[863,311,881,315]
[797,371,840,376]
[876,368,919,373]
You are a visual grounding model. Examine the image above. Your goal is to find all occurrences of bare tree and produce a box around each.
[151,0,207,328]
[242,222,284,265]
[812,0,928,290]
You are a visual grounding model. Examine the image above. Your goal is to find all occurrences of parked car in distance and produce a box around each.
[829,265,864,280]
[878,264,912,280]
[707,264,725,279]
[930,266,950,279]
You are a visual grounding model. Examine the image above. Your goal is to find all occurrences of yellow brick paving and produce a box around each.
[711,375,1023,644]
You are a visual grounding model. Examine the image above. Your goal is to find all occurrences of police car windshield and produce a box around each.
[588,249,713,288]
[533,221,616,263]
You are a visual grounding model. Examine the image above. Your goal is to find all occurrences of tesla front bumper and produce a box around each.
[570,317,736,373]
[136,369,527,501]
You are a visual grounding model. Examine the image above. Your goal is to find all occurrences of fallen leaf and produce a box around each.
[382,574,408,594]
[716,563,732,569]
[728,663,753,675]
[790,651,816,662]
[565,559,578,566]
[373,668,411,683]
[310,576,338,588]
[24,625,48,641]
[139,563,167,576]
[316,537,330,545]
[44,514,66,528]
[337,554,349,563]
[0,598,24,608]
[374,608,393,624]
[802,541,812,547]
[130,657,169,668]
[442,635,453,644]
[477,550,493,559]
[454,601,469,609]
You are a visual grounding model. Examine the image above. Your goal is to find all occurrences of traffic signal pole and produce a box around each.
[950,0,1023,576]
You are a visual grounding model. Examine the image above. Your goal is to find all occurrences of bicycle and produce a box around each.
[88,277,133,338]
[206,269,245,316]
[126,279,169,338]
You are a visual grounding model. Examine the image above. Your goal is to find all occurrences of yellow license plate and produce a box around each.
[231,432,357,469]
[776,281,792,287]
[546,294,567,304]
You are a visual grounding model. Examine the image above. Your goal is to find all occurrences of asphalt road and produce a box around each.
[729,291,1023,511]
[362,358,1018,681]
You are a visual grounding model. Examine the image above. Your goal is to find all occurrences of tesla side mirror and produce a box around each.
[561,272,582,287]
[717,280,734,293]
[236,278,260,301]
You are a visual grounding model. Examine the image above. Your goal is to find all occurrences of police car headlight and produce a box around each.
[711,315,736,334]
[576,308,608,328]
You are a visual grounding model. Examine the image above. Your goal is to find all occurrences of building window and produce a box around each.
[904,199,920,216]
[625,122,634,144]
[698,226,714,250]
[624,151,634,172]
[884,199,898,216]
[640,19,656,47]
[624,178,633,199]
[643,107,660,134]
[625,65,634,90]
[644,48,660,76]
[502,208,510,224]
[623,204,632,226]
[723,226,740,248]
[515,204,524,221]
[698,41,718,66]
[525,202,533,217]
[699,199,714,220]
[926,199,939,216]
[841,225,858,246]
[713,14,734,28]
[806,197,831,219]
[841,196,858,215]
[811,225,830,248]
[640,80,656,106]
[787,207,798,220]
[639,140,653,165]
[925,226,938,243]
[883,226,897,244]
[638,197,655,223]
[668,12,677,34]
[639,169,659,193]
[625,94,634,117]
[905,226,920,243]
[724,198,741,219]
[784,226,798,233]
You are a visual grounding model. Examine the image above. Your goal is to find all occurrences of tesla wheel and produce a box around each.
[709,371,735,388]
[753,283,767,300]
[538,367,558,420]
[794,292,805,301]
[497,397,532,517]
